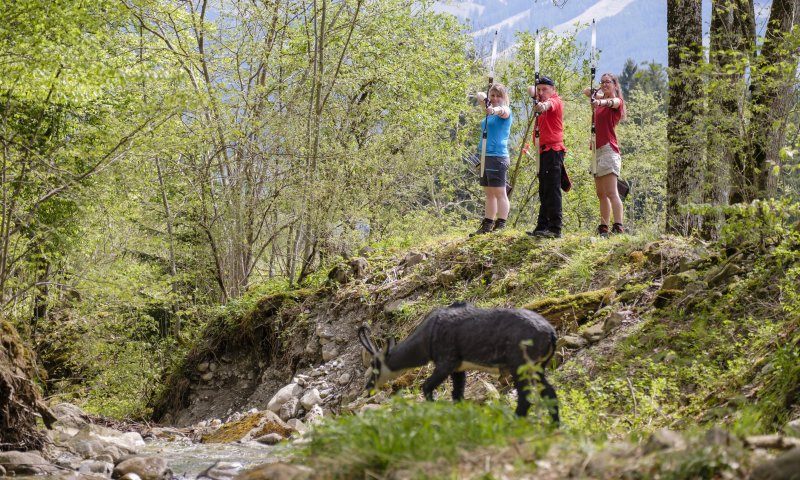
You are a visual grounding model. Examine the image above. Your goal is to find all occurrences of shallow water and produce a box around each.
[140,438,283,478]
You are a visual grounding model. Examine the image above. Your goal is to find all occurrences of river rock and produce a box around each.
[300,388,322,410]
[336,373,350,386]
[198,461,244,480]
[266,383,303,413]
[279,397,299,421]
[113,456,172,480]
[305,405,324,424]
[79,459,114,476]
[95,453,115,464]
[750,447,800,480]
[255,433,284,445]
[234,462,313,480]
[60,424,144,460]
[52,402,90,428]
[68,437,105,460]
[0,451,60,475]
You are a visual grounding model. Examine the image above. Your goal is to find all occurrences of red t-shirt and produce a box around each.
[595,98,623,153]
[536,93,566,153]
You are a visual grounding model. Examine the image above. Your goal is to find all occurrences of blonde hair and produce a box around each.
[600,74,626,121]
[488,83,510,106]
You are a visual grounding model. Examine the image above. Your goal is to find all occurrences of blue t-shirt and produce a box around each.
[478,111,513,157]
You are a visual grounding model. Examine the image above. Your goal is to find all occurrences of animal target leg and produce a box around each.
[451,371,466,401]
[512,373,533,417]
[538,371,560,425]
[422,366,452,401]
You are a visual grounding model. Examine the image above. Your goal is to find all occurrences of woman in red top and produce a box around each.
[584,73,626,237]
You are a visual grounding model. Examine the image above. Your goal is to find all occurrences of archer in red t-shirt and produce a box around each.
[584,73,626,237]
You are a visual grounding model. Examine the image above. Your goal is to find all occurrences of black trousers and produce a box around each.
[535,149,565,234]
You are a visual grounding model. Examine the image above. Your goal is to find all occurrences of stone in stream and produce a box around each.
[113,456,172,480]
[198,461,244,480]
[78,459,113,476]
[0,451,61,475]
[255,433,283,445]
[51,402,91,428]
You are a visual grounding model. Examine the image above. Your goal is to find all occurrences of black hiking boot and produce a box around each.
[611,223,625,235]
[527,229,560,238]
[492,218,507,232]
[597,224,609,238]
[469,218,495,237]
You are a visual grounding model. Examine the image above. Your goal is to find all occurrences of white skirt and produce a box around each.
[595,143,621,177]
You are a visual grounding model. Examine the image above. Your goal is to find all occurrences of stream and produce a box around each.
[139,438,286,478]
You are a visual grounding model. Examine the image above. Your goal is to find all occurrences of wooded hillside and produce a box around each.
[1,0,798,454]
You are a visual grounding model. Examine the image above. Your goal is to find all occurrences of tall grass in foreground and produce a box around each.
[292,395,556,477]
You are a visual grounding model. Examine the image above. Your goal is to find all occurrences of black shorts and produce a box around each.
[479,155,509,187]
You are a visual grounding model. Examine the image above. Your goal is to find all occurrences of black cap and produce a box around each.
[536,75,555,87]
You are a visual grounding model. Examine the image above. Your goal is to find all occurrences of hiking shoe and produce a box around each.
[469,218,495,237]
[493,218,507,232]
[611,223,625,235]
[597,224,609,238]
[528,229,560,238]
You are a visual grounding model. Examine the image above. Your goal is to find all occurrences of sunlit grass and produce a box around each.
[293,395,556,478]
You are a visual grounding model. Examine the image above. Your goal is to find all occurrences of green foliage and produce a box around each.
[293,395,553,478]
[79,339,163,419]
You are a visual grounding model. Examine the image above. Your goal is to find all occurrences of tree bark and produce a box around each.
[705,0,755,235]
[748,0,800,200]
[666,0,705,235]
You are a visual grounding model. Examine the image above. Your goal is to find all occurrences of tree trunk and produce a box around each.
[748,0,800,200]
[705,0,756,235]
[666,0,705,235]
[155,158,180,337]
